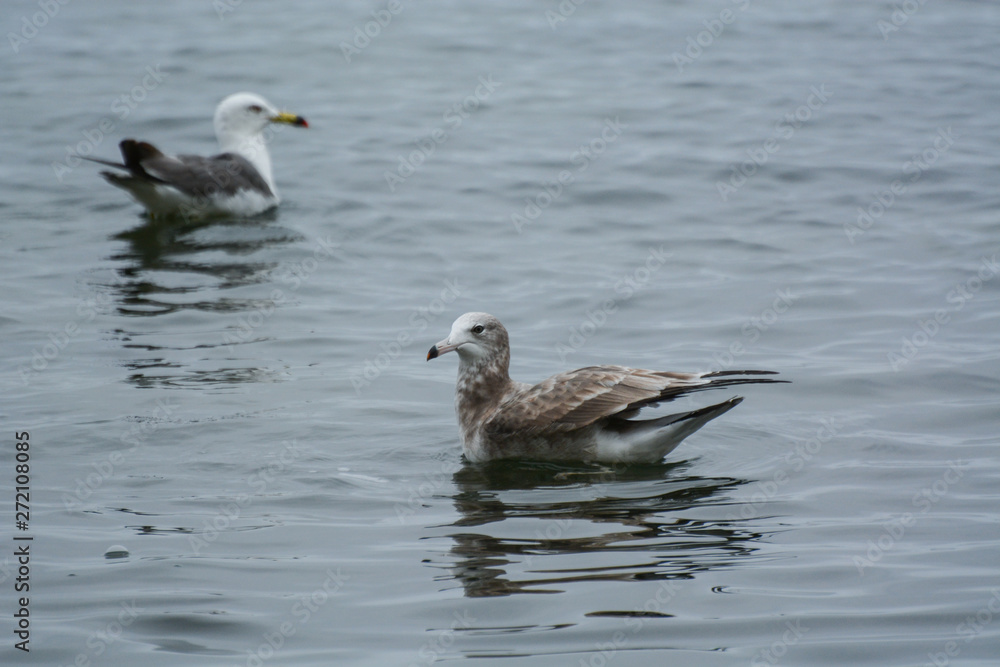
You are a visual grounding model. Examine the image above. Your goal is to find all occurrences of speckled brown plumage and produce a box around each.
[428,313,786,463]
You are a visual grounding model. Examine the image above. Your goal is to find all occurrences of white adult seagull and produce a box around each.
[86,92,307,219]
[427,312,786,463]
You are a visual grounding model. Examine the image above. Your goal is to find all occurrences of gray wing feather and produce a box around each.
[142,152,272,199]
[486,366,784,435]
[89,139,272,199]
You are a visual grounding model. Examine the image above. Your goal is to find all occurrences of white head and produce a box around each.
[212,92,308,186]
[427,312,510,371]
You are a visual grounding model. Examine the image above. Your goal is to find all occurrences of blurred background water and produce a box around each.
[2,1,999,665]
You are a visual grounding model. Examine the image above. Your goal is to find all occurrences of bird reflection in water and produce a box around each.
[434,460,764,598]
[109,213,300,316]
[104,214,301,389]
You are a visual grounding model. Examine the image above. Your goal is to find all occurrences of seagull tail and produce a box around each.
[81,140,168,183]
[79,155,128,170]
[117,139,164,174]
[605,397,744,463]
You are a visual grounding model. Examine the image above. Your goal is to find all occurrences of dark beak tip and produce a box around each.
[295,117,308,128]
[426,345,438,361]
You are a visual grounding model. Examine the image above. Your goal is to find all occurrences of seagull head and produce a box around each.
[213,92,307,152]
[427,312,509,369]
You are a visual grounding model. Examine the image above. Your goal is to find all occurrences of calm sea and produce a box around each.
[2,1,999,665]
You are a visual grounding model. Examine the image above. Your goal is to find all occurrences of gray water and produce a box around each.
[3,1,1000,665]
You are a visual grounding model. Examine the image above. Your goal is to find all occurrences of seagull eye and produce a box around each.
[248,104,263,113]
[471,325,485,335]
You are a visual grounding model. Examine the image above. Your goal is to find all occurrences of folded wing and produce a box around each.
[485,366,783,435]
[94,139,272,199]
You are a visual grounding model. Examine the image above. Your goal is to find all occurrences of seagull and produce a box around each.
[85,92,307,219]
[427,312,786,463]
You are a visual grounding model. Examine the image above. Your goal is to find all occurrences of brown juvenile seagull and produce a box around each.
[427,312,786,463]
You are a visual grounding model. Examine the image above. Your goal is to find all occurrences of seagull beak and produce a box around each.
[271,111,309,128]
[427,338,459,361]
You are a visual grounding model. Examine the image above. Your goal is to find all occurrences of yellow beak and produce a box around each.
[270,111,308,128]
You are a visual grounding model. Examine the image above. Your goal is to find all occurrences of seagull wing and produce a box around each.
[485,366,783,435]
[120,140,273,199]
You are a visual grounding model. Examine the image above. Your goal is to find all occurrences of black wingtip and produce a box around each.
[704,369,781,378]
[683,395,744,421]
[703,370,790,385]
[632,395,745,431]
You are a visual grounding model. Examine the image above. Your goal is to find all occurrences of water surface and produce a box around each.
[3,1,999,665]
